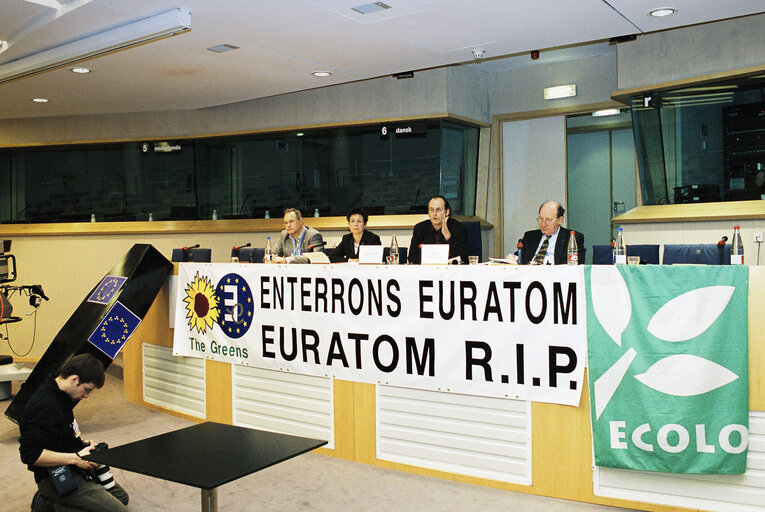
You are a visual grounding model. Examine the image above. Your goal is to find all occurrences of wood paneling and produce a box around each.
[614,201,765,224]
[0,215,492,237]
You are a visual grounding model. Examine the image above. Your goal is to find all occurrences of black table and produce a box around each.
[84,421,327,512]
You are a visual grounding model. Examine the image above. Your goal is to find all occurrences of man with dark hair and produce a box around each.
[19,353,129,512]
[270,208,325,264]
[515,201,585,265]
[408,195,468,264]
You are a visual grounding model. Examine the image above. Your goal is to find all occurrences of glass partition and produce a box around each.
[631,75,765,205]
[0,119,479,223]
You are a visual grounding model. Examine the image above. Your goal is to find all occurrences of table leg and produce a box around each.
[201,487,218,512]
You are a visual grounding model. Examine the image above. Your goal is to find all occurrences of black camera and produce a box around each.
[91,443,115,490]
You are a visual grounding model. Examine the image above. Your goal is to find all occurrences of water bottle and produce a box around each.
[731,225,744,265]
[614,227,627,265]
[389,235,399,264]
[567,231,578,265]
[212,209,218,220]
[264,236,274,263]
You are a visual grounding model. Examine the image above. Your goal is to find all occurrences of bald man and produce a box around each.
[517,201,584,265]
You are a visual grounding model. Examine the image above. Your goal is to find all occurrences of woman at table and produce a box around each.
[328,206,382,262]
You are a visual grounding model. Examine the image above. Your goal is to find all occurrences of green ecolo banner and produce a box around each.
[587,265,749,474]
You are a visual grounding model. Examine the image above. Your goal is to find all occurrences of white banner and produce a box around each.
[172,263,586,406]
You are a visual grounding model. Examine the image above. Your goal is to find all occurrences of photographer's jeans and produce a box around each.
[36,470,128,512]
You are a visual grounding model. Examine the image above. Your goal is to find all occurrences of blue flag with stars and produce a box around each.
[87,301,141,359]
[88,275,128,305]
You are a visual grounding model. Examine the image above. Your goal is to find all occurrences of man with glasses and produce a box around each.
[408,195,467,264]
[271,208,325,264]
[19,353,129,511]
[514,201,584,265]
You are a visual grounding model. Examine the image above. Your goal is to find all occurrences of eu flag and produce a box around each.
[87,301,141,359]
[88,275,128,305]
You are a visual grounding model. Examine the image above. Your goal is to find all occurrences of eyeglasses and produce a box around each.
[537,216,559,224]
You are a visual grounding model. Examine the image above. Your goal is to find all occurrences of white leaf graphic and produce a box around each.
[590,266,631,347]
[635,354,738,396]
[647,286,735,342]
[594,348,636,420]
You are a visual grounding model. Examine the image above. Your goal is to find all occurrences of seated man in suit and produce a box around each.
[271,208,325,264]
[408,195,468,264]
[513,201,584,265]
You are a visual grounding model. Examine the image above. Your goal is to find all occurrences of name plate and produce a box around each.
[358,245,383,264]
[420,244,449,265]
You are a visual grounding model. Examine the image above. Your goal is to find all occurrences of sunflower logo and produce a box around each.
[183,271,220,334]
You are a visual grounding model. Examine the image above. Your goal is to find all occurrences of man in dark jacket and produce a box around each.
[517,201,584,265]
[19,353,129,512]
[408,195,467,264]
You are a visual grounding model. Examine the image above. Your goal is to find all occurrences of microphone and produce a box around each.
[717,235,728,248]
[231,242,251,262]
[306,241,327,251]
[30,285,49,301]
[182,244,200,262]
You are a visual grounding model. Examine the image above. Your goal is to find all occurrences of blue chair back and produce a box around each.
[662,244,730,265]
[463,221,482,262]
[230,247,265,263]
[171,248,212,262]
[627,244,660,264]
[592,245,613,264]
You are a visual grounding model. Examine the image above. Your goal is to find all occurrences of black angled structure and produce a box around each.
[5,244,172,423]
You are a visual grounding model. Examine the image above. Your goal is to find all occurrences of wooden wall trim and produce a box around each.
[0,215,493,237]
[614,200,765,223]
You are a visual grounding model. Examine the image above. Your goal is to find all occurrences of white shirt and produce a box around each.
[533,227,561,265]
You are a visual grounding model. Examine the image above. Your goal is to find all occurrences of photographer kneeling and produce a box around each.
[19,354,129,511]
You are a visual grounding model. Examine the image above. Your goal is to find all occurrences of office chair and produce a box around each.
[171,247,212,262]
[592,245,613,264]
[463,221,482,262]
[662,244,730,265]
[627,244,660,264]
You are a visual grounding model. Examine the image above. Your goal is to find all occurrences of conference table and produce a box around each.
[84,421,327,512]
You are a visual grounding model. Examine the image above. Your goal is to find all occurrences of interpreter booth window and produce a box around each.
[0,142,196,223]
[631,75,765,206]
[0,119,479,224]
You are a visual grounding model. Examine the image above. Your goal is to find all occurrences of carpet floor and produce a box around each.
[1,366,640,512]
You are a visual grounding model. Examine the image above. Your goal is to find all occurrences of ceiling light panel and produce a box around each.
[351,2,391,15]
[207,44,239,53]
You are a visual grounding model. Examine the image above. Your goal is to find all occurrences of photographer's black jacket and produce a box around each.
[18,376,86,483]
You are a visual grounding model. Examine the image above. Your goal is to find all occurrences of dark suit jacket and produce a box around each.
[328,230,382,263]
[408,217,468,264]
[520,227,585,265]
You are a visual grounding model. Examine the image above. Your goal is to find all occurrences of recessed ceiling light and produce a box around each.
[70,67,91,74]
[207,44,239,53]
[351,2,391,15]
[32,98,48,103]
[648,7,676,17]
[312,71,331,77]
